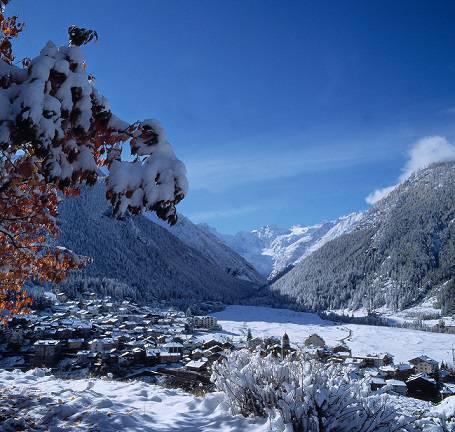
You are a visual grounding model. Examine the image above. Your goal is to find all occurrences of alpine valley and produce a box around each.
[57,162,455,315]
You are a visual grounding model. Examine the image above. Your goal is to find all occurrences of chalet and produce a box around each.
[386,379,407,396]
[146,348,160,366]
[359,353,393,368]
[185,359,208,372]
[406,373,439,400]
[89,338,115,353]
[66,338,84,351]
[55,292,68,303]
[159,350,182,364]
[203,339,223,350]
[157,335,170,344]
[76,350,95,364]
[441,383,455,399]
[163,341,184,355]
[332,344,351,356]
[370,377,386,391]
[191,348,204,360]
[409,356,439,375]
[34,340,61,358]
[395,363,414,381]
[379,365,397,379]
[304,334,325,348]
[78,310,95,320]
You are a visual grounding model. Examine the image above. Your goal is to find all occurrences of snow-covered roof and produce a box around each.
[386,379,407,387]
[186,359,207,369]
[34,340,60,345]
[163,342,183,348]
[407,373,436,385]
[397,363,413,371]
[409,355,438,365]
[370,377,386,385]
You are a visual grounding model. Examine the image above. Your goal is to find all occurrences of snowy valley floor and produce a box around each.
[2,305,455,431]
[210,306,455,363]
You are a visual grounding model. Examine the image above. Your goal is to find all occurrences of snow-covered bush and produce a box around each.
[212,350,452,432]
[0,3,187,317]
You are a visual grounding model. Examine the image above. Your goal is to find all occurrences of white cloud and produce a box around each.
[366,135,455,205]
[186,146,369,191]
[399,136,455,181]
[365,185,397,205]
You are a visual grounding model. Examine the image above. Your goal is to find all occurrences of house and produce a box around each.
[55,292,68,303]
[34,340,61,358]
[66,338,84,351]
[76,350,93,364]
[370,377,387,391]
[203,339,223,350]
[406,373,439,400]
[193,316,218,329]
[146,348,160,366]
[304,334,325,348]
[409,356,439,375]
[441,383,455,400]
[159,350,182,364]
[163,341,184,355]
[359,353,393,368]
[395,363,414,381]
[191,348,204,360]
[332,344,351,356]
[185,359,208,372]
[89,338,115,353]
[385,379,407,396]
[379,365,397,379]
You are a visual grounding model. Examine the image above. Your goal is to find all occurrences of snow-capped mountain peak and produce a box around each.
[204,212,363,279]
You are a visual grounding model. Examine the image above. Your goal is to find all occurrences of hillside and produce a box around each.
[207,213,363,279]
[271,162,455,311]
[56,182,261,307]
[149,213,264,284]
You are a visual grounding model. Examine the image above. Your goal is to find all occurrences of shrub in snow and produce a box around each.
[212,349,453,432]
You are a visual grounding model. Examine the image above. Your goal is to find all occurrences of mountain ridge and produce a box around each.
[270,161,455,311]
[203,212,363,279]
[56,182,262,307]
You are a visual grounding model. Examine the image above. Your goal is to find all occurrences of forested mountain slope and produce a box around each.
[149,213,264,284]
[271,162,455,311]
[56,183,261,306]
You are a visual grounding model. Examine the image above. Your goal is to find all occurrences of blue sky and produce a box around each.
[9,0,455,233]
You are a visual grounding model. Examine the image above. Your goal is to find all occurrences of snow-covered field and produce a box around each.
[211,306,455,363]
[0,368,267,431]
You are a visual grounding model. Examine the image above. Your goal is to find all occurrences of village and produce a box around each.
[1,293,455,403]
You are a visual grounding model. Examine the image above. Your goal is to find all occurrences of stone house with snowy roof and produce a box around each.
[409,355,439,375]
[163,341,183,355]
[185,358,208,372]
[34,340,61,359]
[386,379,407,396]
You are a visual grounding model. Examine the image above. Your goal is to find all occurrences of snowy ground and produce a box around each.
[210,306,455,363]
[0,368,268,432]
